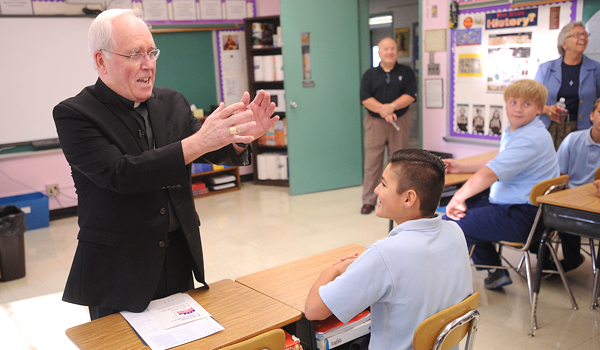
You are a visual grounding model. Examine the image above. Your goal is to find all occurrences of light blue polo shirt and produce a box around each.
[557,128,600,188]
[319,216,473,350]
[486,117,559,205]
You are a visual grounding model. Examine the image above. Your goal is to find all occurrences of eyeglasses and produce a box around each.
[386,73,390,84]
[102,49,160,64]
[567,32,590,39]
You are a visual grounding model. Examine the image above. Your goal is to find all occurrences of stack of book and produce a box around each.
[258,119,286,146]
[314,310,371,350]
[205,174,237,191]
[284,330,303,350]
[191,182,209,196]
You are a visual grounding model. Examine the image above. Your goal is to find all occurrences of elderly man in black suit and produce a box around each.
[53,9,278,320]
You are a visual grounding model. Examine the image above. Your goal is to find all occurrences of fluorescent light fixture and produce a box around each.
[369,15,393,26]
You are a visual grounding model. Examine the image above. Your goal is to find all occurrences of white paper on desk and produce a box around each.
[147,293,211,329]
[121,310,224,350]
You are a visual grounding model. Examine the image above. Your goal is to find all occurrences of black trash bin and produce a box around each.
[0,205,27,281]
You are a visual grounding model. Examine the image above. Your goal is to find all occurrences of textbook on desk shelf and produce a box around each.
[314,310,371,350]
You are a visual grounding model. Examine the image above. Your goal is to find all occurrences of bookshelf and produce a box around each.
[191,167,241,198]
[243,15,289,187]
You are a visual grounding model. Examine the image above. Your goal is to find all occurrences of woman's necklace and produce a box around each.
[563,63,578,86]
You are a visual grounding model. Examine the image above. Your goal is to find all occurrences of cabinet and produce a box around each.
[191,167,241,198]
[243,15,289,187]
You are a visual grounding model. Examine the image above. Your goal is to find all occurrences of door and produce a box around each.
[281,0,370,195]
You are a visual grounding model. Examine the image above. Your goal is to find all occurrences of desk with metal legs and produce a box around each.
[530,183,600,336]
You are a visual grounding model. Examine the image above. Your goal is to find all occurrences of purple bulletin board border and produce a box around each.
[448,1,578,142]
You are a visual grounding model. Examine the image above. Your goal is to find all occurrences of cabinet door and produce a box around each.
[281,0,368,195]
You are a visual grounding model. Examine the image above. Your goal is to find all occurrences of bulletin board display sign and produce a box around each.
[448,1,579,143]
[216,29,248,107]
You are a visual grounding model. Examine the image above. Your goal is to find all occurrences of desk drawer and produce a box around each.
[543,204,600,240]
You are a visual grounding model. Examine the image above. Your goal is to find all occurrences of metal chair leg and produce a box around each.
[546,240,578,310]
[523,252,533,307]
[592,240,600,309]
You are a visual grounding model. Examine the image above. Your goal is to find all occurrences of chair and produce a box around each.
[220,329,285,350]
[595,166,600,181]
[468,175,577,311]
[413,292,480,350]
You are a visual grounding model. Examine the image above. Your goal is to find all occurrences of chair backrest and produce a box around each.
[413,293,480,350]
[220,329,285,350]
[595,166,600,181]
[529,174,570,206]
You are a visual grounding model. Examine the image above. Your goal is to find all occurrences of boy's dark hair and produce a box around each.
[389,149,445,217]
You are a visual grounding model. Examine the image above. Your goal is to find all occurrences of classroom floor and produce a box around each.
[1,182,600,349]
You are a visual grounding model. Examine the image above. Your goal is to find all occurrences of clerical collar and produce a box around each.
[115,94,138,110]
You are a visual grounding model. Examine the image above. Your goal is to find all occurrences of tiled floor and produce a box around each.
[1,182,600,349]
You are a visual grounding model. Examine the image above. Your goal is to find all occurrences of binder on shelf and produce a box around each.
[253,56,264,81]
[263,55,275,82]
[256,153,288,180]
[275,55,284,81]
[208,182,236,191]
[205,174,237,185]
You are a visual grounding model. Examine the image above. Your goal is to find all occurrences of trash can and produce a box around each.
[0,205,27,281]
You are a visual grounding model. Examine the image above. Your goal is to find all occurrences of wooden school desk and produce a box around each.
[444,150,498,187]
[236,244,366,350]
[65,279,302,350]
[529,183,600,336]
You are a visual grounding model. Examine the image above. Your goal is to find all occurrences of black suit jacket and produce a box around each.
[54,78,247,312]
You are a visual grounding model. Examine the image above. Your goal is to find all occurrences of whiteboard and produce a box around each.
[0,17,97,145]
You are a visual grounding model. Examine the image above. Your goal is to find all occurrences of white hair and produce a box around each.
[87,9,146,70]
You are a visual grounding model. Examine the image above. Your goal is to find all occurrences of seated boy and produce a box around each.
[443,79,559,290]
[305,149,473,350]
[556,97,600,271]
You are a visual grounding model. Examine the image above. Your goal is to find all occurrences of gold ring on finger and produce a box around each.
[230,125,238,135]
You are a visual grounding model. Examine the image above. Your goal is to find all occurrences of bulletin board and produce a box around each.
[448,0,581,144]
[153,30,218,112]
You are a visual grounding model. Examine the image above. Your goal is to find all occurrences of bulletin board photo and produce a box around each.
[448,0,581,144]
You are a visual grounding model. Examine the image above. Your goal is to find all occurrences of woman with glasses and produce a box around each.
[535,21,600,149]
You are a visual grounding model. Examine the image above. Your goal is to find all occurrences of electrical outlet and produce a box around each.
[47,183,59,197]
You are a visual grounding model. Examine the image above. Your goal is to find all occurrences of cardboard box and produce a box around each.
[0,192,49,230]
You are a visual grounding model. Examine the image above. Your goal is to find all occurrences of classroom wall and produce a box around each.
[420,0,498,159]
[0,0,277,211]
[256,0,280,16]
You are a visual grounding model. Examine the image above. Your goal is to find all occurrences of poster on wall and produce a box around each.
[216,29,248,107]
[448,0,579,144]
[395,28,410,58]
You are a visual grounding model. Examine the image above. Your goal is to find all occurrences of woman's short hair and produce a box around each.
[88,9,146,69]
[389,149,446,217]
[557,21,586,56]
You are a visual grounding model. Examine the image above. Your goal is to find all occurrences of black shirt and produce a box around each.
[360,62,417,118]
[558,60,581,121]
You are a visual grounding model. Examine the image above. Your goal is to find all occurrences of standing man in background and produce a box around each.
[359,37,417,214]
[53,9,277,320]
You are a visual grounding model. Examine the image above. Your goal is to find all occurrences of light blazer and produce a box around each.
[534,55,600,131]
[54,78,247,312]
